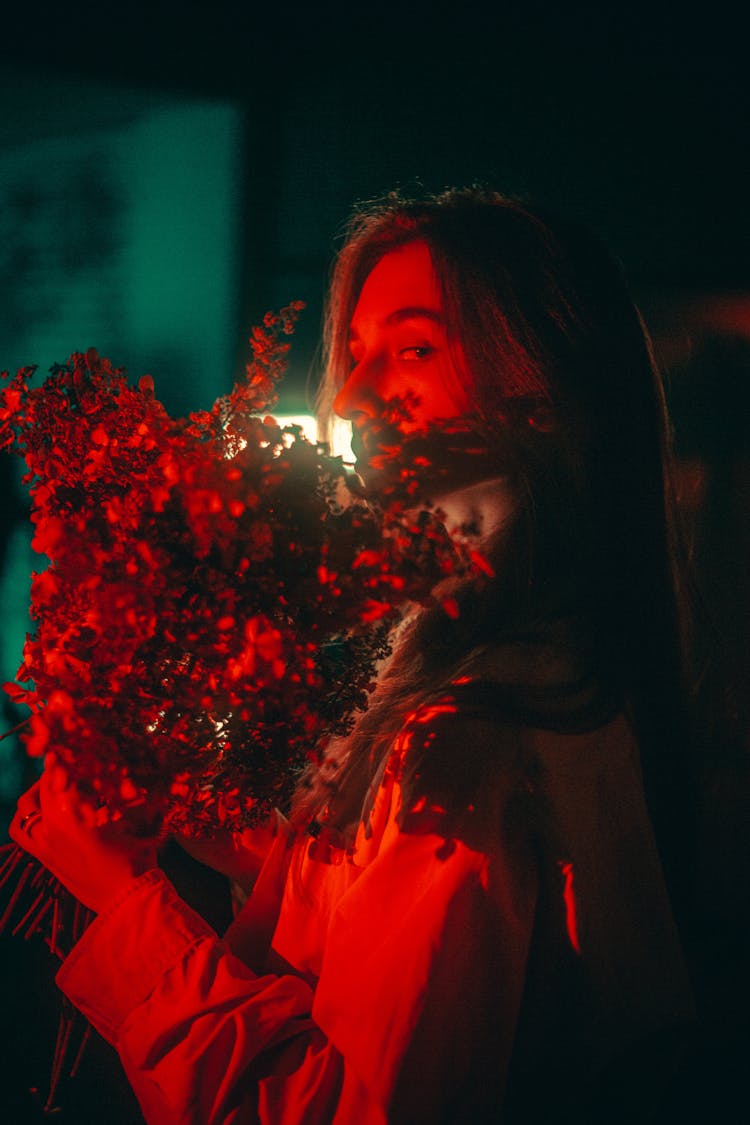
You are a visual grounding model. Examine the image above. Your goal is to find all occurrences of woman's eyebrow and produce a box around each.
[384,306,445,327]
[348,307,445,343]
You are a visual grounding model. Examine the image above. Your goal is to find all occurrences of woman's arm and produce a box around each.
[55,870,358,1125]
[9,766,373,1123]
[54,822,535,1124]
[11,722,538,1124]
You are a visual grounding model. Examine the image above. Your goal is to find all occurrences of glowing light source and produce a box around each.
[272,413,318,438]
[329,417,355,464]
[273,414,355,466]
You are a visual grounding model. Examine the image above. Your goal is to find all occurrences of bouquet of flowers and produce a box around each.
[0,304,479,839]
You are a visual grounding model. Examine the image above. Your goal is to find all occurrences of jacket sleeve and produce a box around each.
[56,868,360,1124]
[56,718,538,1125]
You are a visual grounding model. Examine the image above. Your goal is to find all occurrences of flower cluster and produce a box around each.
[0,307,480,836]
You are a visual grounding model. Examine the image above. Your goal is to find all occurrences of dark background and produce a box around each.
[0,3,748,1121]
[2,2,749,395]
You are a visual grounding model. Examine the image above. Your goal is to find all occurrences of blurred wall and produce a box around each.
[0,86,244,415]
[0,74,245,805]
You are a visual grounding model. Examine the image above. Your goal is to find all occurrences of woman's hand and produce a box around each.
[9,755,158,914]
[174,812,282,895]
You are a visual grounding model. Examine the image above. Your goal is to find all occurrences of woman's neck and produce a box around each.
[434,476,514,542]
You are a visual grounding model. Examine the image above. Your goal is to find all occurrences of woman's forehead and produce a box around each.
[350,241,443,336]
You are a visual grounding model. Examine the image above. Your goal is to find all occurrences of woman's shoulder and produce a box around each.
[388,626,635,856]
[394,641,621,784]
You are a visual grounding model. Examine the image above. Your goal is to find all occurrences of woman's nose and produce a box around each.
[332,364,384,423]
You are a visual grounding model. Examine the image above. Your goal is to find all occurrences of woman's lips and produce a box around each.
[350,428,367,470]
[349,420,499,499]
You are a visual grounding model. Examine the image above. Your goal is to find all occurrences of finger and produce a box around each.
[79,799,109,829]
[39,764,77,816]
[11,790,40,853]
[39,766,65,814]
[13,783,41,819]
[44,752,71,794]
[10,806,42,835]
[9,797,45,856]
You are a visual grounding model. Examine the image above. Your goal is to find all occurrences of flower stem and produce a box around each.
[0,716,32,742]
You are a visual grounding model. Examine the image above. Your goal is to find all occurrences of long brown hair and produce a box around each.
[302,187,695,907]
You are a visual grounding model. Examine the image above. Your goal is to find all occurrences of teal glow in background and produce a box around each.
[0,91,245,807]
[0,97,243,414]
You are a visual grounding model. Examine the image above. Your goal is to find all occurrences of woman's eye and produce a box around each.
[398,345,434,361]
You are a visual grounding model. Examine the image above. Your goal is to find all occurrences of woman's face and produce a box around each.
[333,240,471,478]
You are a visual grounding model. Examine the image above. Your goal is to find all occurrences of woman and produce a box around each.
[11,189,696,1123]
